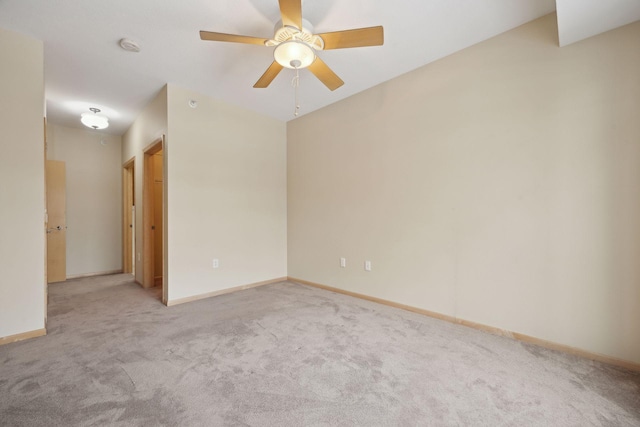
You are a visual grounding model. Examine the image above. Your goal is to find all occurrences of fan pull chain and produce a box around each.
[292,67,301,117]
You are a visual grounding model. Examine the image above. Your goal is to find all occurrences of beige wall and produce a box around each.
[165,85,287,302]
[46,124,122,277]
[121,84,287,302]
[0,28,45,338]
[122,86,168,284]
[287,15,640,363]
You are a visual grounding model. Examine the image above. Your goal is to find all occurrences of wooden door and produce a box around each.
[153,152,163,286]
[143,139,163,290]
[122,159,134,274]
[46,160,66,283]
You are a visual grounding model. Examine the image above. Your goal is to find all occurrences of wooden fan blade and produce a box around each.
[308,57,344,91]
[254,62,284,88]
[279,0,302,30]
[317,26,384,50]
[200,31,268,46]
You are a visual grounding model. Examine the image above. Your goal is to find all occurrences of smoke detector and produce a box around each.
[119,38,140,53]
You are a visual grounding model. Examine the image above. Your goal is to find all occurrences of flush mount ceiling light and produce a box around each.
[81,108,109,130]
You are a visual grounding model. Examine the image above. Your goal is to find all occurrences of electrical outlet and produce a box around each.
[137,253,141,262]
[340,257,346,268]
[212,258,219,269]
[365,260,372,271]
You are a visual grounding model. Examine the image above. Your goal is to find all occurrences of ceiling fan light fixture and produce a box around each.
[199,0,382,91]
[274,40,315,69]
[81,107,109,130]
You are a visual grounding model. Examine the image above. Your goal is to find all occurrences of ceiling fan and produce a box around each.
[200,0,384,91]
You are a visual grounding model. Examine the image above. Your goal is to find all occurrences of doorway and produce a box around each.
[143,138,166,303]
[122,158,135,275]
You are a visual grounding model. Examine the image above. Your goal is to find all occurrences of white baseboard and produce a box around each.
[0,328,46,346]
[289,277,640,373]
[166,277,287,307]
[65,269,123,280]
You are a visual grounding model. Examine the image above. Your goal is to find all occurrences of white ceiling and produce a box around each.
[0,0,636,135]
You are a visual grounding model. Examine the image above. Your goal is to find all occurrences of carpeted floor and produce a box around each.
[1,274,639,426]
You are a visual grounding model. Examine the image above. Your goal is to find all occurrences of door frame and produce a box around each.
[122,157,135,274]
[43,118,48,326]
[142,137,167,304]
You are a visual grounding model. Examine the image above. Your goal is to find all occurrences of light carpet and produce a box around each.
[1,274,639,426]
